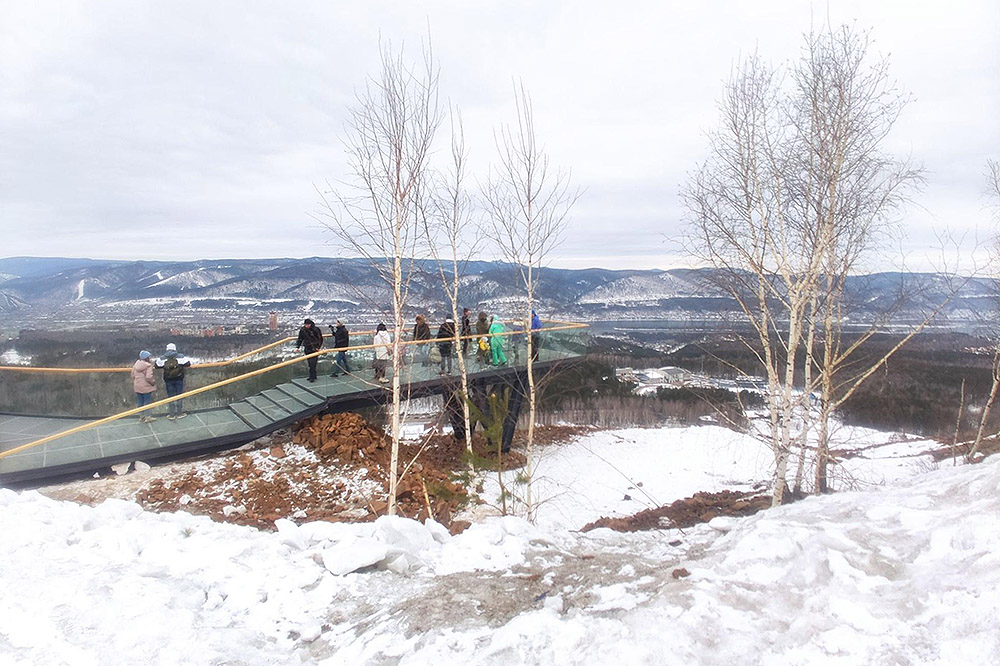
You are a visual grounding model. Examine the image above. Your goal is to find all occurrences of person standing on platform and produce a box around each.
[476,311,491,365]
[372,323,392,383]
[131,350,157,423]
[437,317,456,375]
[489,318,507,366]
[413,314,432,366]
[329,320,351,376]
[154,342,192,420]
[295,318,324,382]
[461,308,472,355]
[531,310,543,362]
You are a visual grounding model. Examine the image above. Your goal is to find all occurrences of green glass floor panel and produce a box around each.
[0,452,45,474]
[45,442,104,466]
[101,437,158,458]
[246,395,292,420]
[277,383,325,405]
[288,379,329,398]
[228,401,274,430]
[45,429,100,451]
[261,389,308,412]
[187,410,251,438]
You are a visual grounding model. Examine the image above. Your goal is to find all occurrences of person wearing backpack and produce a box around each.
[155,342,192,420]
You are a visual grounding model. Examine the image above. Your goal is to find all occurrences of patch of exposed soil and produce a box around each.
[927,435,1000,463]
[581,489,771,532]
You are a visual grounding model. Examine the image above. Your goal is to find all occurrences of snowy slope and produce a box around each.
[1,428,997,665]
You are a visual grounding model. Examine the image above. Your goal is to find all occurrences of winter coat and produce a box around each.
[531,312,542,331]
[154,350,191,379]
[461,313,472,337]
[331,324,349,349]
[131,359,156,394]
[437,321,456,354]
[373,330,392,361]
[476,313,490,336]
[489,320,507,365]
[413,320,431,341]
[296,323,324,353]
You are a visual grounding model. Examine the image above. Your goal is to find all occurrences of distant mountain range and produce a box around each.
[0,256,996,327]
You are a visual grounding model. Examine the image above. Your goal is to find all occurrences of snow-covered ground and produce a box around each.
[0,348,33,366]
[3,424,997,665]
[475,423,936,531]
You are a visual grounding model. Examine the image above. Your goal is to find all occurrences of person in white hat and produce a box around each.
[154,343,192,420]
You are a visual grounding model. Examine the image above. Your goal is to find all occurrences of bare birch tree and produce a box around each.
[314,43,442,515]
[683,52,824,506]
[966,159,1000,462]
[684,26,925,504]
[425,108,480,454]
[484,83,578,518]
[790,27,925,492]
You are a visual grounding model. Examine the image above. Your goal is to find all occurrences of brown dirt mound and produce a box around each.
[294,411,386,462]
[581,489,771,532]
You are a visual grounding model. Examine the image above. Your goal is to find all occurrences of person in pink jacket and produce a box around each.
[131,350,157,423]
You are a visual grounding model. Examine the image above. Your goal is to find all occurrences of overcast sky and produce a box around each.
[1,0,997,271]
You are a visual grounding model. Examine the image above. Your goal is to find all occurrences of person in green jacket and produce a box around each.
[489,318,507,366]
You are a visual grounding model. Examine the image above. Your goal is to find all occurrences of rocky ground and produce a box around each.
[39,413,774,534]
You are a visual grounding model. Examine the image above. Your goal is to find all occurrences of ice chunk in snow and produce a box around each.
[298,520,369,546]
[94,498,144,521]
[321,538,389,575]
[297,622,323,643]
[275,518,306,550]
[709,516,738,532]
[423,518,451,544]
[373,515,435,553]
[543,594,564,613]
[591,583,643,611]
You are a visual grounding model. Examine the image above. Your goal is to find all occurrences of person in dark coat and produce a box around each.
[413,314,432,366]
[460,308,472,355]
[154,342,192,419]
[437,318,456,375]
[328,320,351,376]
[530,309,543,362]
[295,318,323,382]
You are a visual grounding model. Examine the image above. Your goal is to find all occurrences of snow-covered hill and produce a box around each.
[0,256,991,325]
[3,424,996,665]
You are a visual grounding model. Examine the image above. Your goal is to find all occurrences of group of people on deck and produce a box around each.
[292,309,545,383]
[130,343,193,422]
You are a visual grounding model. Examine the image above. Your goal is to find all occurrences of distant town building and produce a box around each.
[168,324,246,337]
[268,311,278,332]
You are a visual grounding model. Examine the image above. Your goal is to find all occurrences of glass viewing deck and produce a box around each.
[0,323,587,487]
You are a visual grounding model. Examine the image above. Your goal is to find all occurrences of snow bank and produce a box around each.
[2,427,996,665]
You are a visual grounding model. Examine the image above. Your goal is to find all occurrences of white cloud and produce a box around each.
[1,0,997,267]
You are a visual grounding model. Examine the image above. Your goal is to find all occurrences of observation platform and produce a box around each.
[0,324,586,487]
